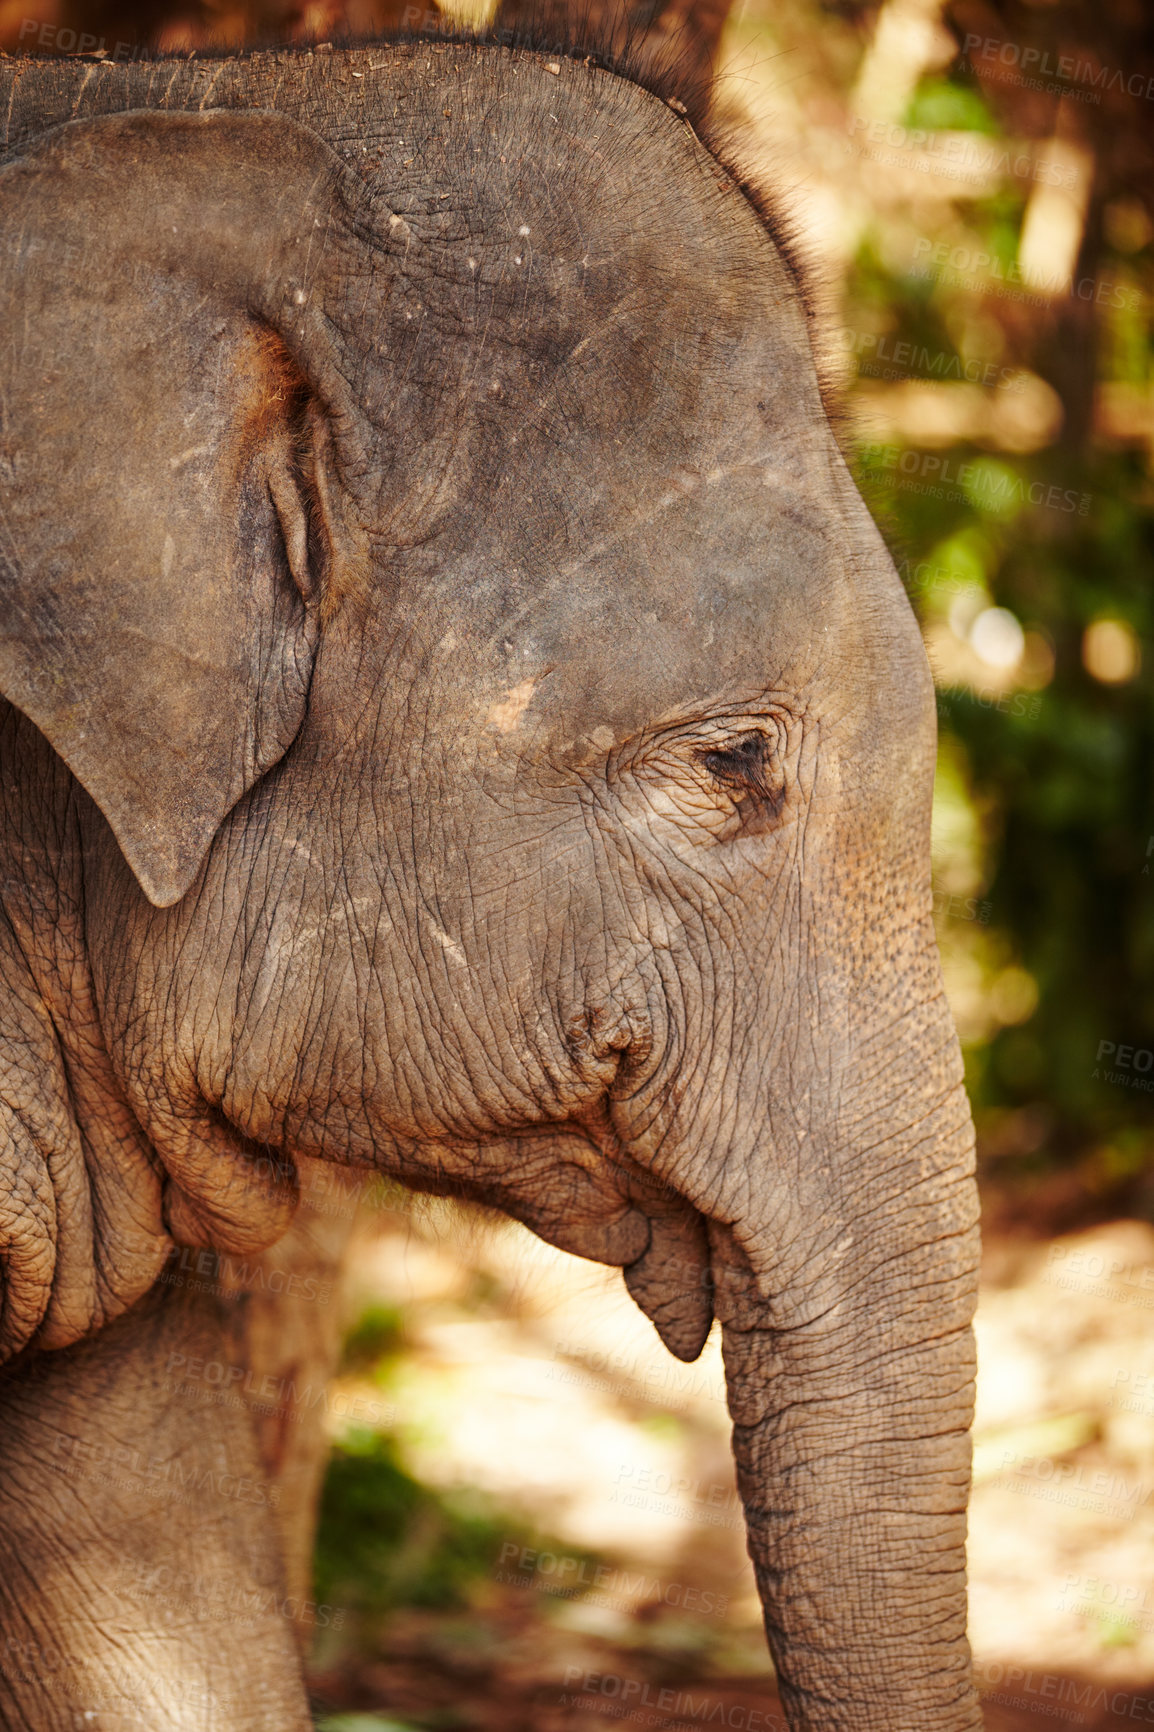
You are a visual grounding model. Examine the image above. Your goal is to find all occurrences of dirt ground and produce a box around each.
[306,1190,1154,1732]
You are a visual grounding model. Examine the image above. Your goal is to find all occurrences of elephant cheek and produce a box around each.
[157,1112,300,1255]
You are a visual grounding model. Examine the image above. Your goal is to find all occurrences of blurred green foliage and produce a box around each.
[840,38,1154,1188]
[316,1715,421,1731]
[339,1304,407,1375]
[878,439,1154,1161]
[314,1428,524,1620]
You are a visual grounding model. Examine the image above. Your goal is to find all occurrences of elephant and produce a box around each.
[0,28,981,1732]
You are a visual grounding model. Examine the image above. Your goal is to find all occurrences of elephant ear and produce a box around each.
[0,110,374,906]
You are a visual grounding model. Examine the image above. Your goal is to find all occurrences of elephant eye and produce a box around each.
[697,727,783,813]
[625,712,791,841]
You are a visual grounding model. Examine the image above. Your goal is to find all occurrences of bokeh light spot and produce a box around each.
[970,606,1025,670]
[1082,619,1140,684]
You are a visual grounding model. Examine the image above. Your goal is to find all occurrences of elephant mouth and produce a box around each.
[417,1115,715,1363]
[619,1200,715,1362]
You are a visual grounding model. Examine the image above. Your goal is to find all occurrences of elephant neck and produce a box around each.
[0,697,171,1353]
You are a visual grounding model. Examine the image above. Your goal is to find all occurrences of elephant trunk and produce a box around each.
[709,1089,982,1731]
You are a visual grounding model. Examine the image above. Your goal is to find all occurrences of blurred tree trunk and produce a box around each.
[215,1158,362,1638]
[491,0,734,124]
[946,0,1154,455]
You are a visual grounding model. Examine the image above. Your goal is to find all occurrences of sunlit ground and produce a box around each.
[309,1200,774,1729]
[973,1222,1154,1692]
[309,1199,1154,1730]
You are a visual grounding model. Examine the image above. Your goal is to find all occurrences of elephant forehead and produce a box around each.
[359,47,800,318]
[324,52,927,763]
[492,479,830,708]
[343,53,824,546]
[412,466,920,755]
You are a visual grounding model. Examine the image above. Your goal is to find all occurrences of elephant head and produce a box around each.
[0,49,980,1731]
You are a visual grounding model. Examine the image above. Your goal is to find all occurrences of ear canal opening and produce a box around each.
[305,408,351,624]
[267,456,317,608]
[256,333,331,612]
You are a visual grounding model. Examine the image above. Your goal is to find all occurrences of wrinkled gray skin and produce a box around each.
[0,40,981,1731]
